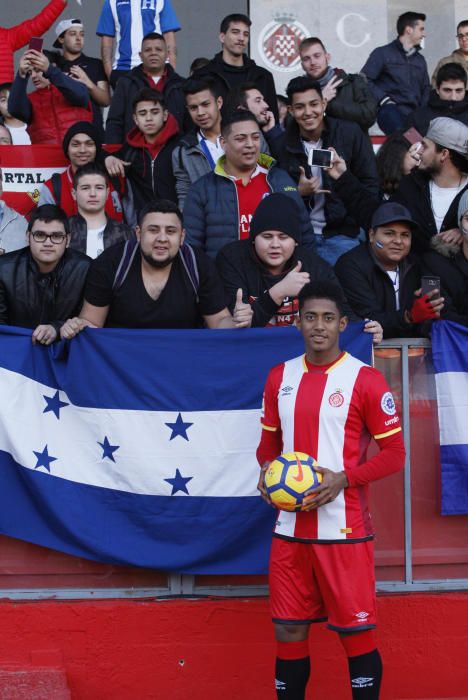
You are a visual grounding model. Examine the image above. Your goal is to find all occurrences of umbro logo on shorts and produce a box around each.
[352,677,374,688]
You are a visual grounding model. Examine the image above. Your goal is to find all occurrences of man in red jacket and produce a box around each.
[7,48,92,145]
[0,0,67,84]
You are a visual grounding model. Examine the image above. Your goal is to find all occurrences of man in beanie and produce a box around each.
[335,201,445,337]
[421,189,468,325]
[328,117,468,254]
[216,192,383,343]
[38,121,134,225]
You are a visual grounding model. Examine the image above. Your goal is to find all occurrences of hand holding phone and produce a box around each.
[421,275,440,297]
[28,37,43,53]
[307,148,334,169]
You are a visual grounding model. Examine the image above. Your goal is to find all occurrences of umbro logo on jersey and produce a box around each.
[352,677,374,688]
[281,385,294,396]
[355,611,369,620]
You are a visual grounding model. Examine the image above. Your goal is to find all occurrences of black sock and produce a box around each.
[348,649,383,699]
[275,656,310,699]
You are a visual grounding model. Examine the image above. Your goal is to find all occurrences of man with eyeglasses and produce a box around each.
[432,20,468,86]
[0,204,90,345]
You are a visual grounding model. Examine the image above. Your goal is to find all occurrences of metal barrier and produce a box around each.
[0,338,467,599]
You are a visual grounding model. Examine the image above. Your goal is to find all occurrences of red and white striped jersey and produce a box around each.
[260,351,404,543]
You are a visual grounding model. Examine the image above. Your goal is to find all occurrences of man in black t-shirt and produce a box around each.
[48,18,110,139]
[60,200,252,335]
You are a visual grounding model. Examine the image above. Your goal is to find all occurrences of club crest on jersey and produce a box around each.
[381,391,396,415]
[328,389,344,407]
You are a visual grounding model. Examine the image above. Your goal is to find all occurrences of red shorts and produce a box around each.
[269,536,377,632]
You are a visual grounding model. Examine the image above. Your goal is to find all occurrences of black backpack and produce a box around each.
[112,239,200,302]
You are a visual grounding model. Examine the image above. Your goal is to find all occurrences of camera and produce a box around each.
[307,148,333,168]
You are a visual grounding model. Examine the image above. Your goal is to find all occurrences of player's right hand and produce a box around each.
[257,463,274,507]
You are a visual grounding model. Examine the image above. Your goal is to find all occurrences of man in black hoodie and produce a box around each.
[105,88,179,215]
[216,192,383,343]
[405,62,468,134]
[193,13,278,121]
[105,32,185,143]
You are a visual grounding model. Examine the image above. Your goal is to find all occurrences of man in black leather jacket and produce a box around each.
[0,204,90,344]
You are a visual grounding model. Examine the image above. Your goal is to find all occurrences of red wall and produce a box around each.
[0,592,467,699]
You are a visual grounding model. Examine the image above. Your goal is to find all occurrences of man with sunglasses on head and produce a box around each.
[0,204,90,345]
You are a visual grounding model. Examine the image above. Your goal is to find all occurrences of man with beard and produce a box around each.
[60,199,252,335]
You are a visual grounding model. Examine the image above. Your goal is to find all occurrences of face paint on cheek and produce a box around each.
[375,241,385,249]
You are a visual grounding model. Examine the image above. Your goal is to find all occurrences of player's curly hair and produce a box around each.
[298,281,347,317]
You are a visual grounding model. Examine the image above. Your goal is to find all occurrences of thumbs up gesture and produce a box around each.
[233,288,253,329]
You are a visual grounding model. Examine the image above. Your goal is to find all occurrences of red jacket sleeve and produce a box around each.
[8,0,66,51]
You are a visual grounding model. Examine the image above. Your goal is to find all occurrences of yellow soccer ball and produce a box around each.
[265,452,322,512]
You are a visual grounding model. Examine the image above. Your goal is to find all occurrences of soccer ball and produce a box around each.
[265,452,322,512]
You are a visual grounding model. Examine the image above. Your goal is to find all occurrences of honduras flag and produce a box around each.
[432,321,468,515]
[0,325,371,574]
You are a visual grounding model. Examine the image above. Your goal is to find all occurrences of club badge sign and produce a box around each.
[258,13,309,73]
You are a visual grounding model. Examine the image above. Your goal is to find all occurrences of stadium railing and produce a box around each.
[0,337,466,600]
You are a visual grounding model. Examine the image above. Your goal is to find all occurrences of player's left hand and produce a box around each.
[301,466,348,510]
[364,319,383,345]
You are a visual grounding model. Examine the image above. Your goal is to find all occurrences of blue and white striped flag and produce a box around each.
[432,321,468,515]
[0,325,371,574]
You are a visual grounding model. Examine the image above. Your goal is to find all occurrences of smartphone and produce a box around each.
[308,148,333,168]
[28,37,43,52]
[403,127,423,145]
[421,275,440,296]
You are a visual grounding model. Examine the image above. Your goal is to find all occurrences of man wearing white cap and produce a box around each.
[50,18,110,139]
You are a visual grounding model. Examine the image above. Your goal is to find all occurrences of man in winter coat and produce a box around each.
[105,32,185,143]
[8,48,91,145]
[361,11,430,134]
[183,111,314,259]
[405,62,468,134]
[299,37,377,132]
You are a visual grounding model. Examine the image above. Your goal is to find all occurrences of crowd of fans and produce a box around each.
[0,3,468,344]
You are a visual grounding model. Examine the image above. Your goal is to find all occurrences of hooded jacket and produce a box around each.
[322,68,378,131]
[183,153,314,259]
[105,63,186,143]
[193,51,278,121]
[216,238,343,327]
[405,90,468,134]
[0,0,65,84]
[0,246,90,333]
[113,113,180,213]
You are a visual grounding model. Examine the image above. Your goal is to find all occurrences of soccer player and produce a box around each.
[257,281,406,700]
